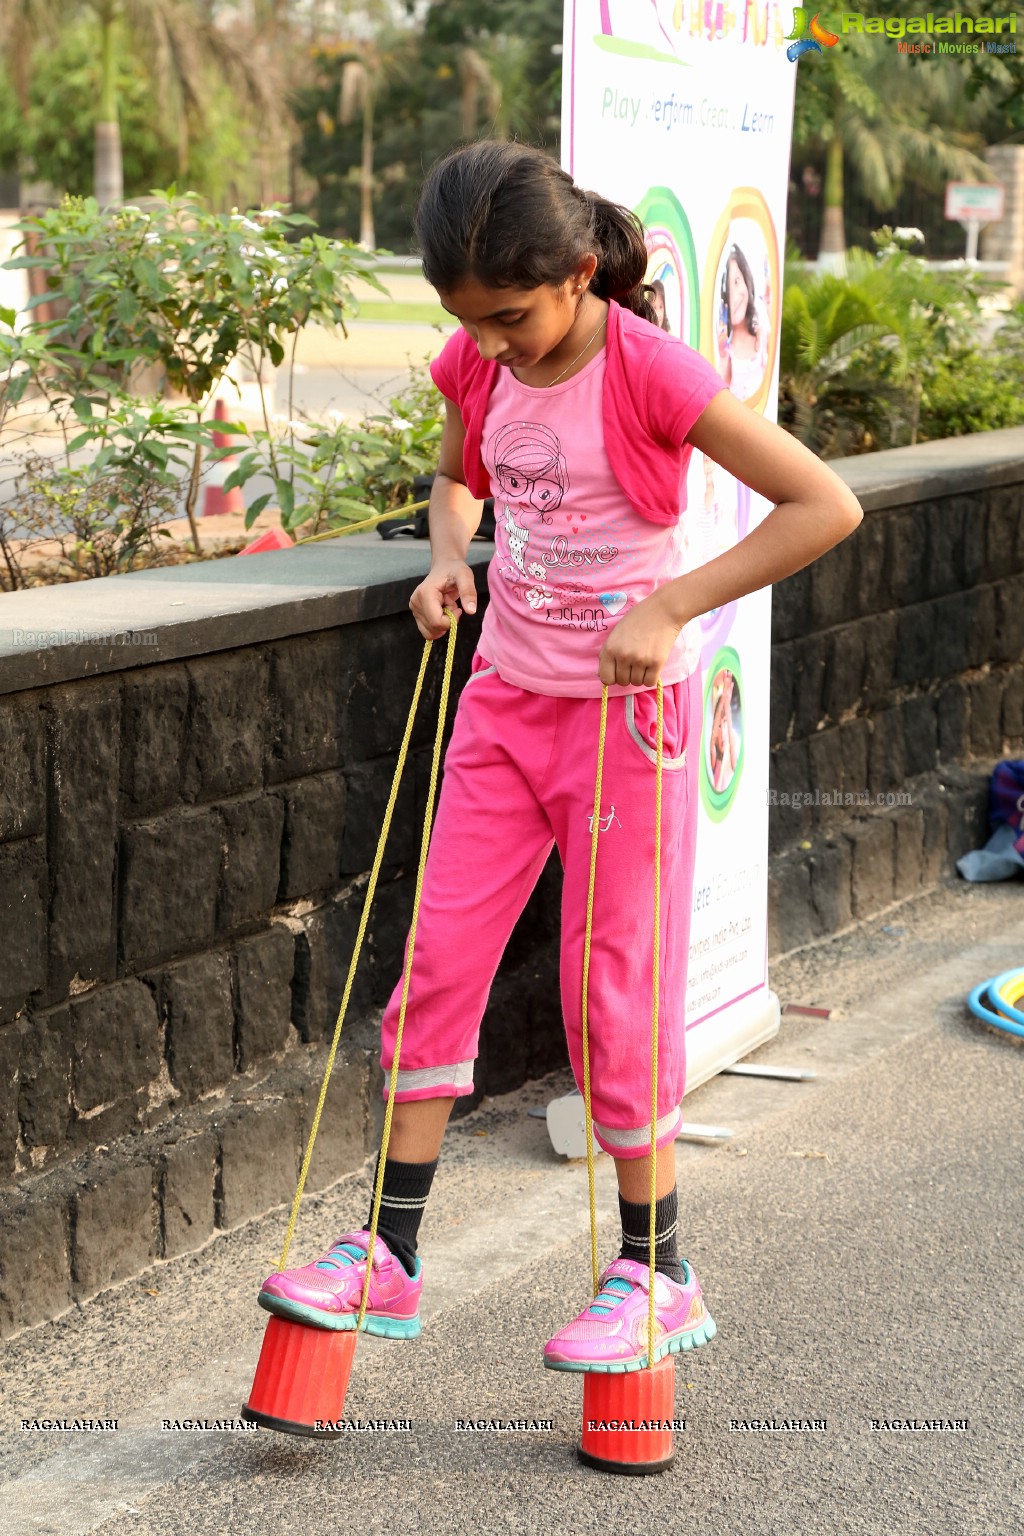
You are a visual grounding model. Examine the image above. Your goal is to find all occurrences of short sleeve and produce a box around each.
[429,330,466,405]
[646,339,729,447]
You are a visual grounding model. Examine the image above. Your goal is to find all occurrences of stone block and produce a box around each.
[852,512,888,615]
[844,818,895,917]
[158,1130,217,1258]
[766,854,813,956]
[931,591,973,679]
[291,901,376,1043]
[277,772,347,900]
[1002,670,1024,744]
[367,875,418,1002]
[70,979,164,1144]
[790,637,826,738]
[894,807,926,899]
[0,1194,72,1338]
[297,1052,369,1193]
[985,487,1018,580]
[215,1096,302,1230]
[500,849,561,974]
[0,1023,20,1179]
[966,587,997,670]
[345,614,445,760]
[937,681,970,764]
[896,604,937,686]
[968,676,1004,758]
[769,642,794,747]
[867,710,906,798]
[120,809,222,970]
[961,496,987,588]
[149,951,234,1103]
[811,537,858,629]
[45,683,120,997]
[993,577,1024,664]
[771,566,812,644]
[901,695,938,779]
[920,787,951,885]
[0,695,45,843]
[119,665,189,816]
[267,632,354,784]
[945,782,988,863]
[768,741,811,853]
[234,927,295,1069]
[526,947,571,1082]
[481,969,532,1097]
[71,1159,157,1299]
[888,510,930,606]
[807,729,845,829]
[924,497,966,599]
[861,611,899,710]
[822,625,865,724]
[182,651,269,804]
[17,1005,72,1161]
[341,760,417,876]
[217,794,285,932]
[839,719,870,802]
[0,837,47,1004]
[808,835,853,937]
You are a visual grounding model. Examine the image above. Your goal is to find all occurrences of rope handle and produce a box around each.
[275,606,461,1289]
[580,680,664,1372]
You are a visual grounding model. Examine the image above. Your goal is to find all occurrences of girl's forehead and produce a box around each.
[437,276,548,320]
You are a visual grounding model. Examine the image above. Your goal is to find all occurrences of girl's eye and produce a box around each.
[505,315,524,326]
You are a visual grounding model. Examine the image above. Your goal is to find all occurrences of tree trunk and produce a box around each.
[817,136,846,277]
[359,83,375,250]
[94,10,123,207]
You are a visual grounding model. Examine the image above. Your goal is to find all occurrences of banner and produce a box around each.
[562,0,797,1088]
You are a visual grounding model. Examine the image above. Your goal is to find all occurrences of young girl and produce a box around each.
[259,141,862,1372]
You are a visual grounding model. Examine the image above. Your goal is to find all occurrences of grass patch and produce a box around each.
[350,300,453,326]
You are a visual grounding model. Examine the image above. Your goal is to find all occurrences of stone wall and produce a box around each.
[1,427,1022,1337]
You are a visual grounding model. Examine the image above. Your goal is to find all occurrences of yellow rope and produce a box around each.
[275,606,460,1277]
[580,680,664,1371]
[297,500,429,545]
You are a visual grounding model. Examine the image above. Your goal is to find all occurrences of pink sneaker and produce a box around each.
[258,1231,422,1337]
[543,1257,716,1372]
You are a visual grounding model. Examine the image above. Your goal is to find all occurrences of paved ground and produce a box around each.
[2,876,1022,1536]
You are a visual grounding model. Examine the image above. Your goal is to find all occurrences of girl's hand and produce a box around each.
[410,560,477,641]
[597,590,684,689]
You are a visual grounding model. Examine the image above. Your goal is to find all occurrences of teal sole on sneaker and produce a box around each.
[257,1291,421,1339]
[544,1310,717,1374]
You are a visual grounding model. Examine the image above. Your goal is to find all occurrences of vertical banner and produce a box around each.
[563,0,795,1089]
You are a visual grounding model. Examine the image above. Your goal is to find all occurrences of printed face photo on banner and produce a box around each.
[702,655,744,814]
[714,220,772,404]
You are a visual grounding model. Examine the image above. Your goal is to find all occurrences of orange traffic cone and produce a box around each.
[238,527,295,555]
[203,398,246,517]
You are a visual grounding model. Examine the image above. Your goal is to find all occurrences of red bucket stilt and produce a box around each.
[578,1357,677,1474]
[242,1316,356,1438]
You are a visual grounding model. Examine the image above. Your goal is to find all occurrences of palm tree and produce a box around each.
[337,32,415,250]
[793,33,996,274]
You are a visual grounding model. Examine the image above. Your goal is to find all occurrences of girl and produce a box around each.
[717,243,770,402]
[259,141,862,1372]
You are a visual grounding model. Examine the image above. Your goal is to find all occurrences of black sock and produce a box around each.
[618,1189,685,1284]
[364,1156,437,1276]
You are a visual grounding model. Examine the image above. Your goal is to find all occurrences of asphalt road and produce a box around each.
[1,877,1022,1536]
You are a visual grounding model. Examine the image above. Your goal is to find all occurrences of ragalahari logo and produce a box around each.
[786,8,839,60]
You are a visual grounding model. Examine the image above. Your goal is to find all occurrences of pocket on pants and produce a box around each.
[622,675,690,770]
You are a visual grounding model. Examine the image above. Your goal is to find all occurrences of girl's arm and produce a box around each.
[664,389,862,625]
[410,400,483,640]
[597,390,862,688]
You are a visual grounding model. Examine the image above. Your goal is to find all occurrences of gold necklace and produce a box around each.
[542,312,608,387]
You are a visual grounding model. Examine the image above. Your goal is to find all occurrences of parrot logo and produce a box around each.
[785,8,839,61]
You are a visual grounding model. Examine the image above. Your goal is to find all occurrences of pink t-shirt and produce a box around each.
[478,350,704,697]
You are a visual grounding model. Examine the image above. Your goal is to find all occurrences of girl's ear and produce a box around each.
[572,252,599,289]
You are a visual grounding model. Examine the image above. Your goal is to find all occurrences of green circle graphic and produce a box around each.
[634,186,700,350]
[700,646,744,822]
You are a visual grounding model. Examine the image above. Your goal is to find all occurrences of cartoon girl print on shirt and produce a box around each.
[489,421,568,523]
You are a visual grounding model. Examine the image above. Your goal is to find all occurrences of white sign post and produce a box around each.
[560,0,800,1106]
[944,182,1005,264]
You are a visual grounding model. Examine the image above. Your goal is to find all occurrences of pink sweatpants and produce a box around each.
[379,650,702,1157]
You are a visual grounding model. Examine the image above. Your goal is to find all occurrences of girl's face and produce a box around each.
[437,267,596,372]
[652,288,665,324]
[727,259,749,328]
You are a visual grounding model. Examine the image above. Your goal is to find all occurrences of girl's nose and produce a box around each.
[472,326,506,361]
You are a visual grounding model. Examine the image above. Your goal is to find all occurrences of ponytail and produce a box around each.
[415,142,658,326]
[580,191,657,325]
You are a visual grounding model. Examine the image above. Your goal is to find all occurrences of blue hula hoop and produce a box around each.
[967,969,1024,1039]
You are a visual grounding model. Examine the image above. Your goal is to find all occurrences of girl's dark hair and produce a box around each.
[414,140,657,324]
[720,244,759,339]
